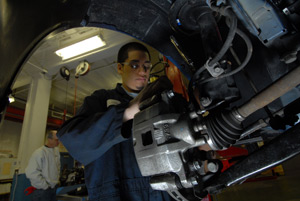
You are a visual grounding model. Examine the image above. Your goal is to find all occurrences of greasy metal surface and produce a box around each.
[213,154,300,201]
[204,123,300,194]
[133,101,207,189]
[238,66,300,118]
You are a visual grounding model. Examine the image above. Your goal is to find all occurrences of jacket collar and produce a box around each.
[115,83,133,101]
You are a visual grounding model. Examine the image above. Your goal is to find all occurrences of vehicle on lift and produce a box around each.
[0,0,299,200]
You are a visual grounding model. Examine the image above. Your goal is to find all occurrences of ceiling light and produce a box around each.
[55,35,106,60]
[9,95,15,103]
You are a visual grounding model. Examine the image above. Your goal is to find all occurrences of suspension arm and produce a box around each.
[204,123,300,194]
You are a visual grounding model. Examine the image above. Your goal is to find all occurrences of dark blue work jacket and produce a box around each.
[57,84,173,201]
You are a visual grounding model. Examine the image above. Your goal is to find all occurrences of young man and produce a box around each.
[57,42,174,201]
[25,130,61,201]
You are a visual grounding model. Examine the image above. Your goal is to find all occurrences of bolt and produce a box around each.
[190,177,198,186]
[200,97,212,107]
[189,160,202,172]
[214,67,223,73]
[193,122,205,132]
[189,111,199,119]
[283,8,290,15]
[167,90,175,99]
[207,162,218,173]
[193,161,201,170]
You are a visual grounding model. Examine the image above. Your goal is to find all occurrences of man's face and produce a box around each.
[117,50,150,93]
[48,131,60,148]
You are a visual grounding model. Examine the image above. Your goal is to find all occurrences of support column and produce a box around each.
[17,74,52,173]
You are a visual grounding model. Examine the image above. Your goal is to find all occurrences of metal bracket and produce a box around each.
[204,58,224,77]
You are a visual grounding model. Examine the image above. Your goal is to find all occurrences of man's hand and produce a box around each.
[24,186,37,195]
[123,76,173,122]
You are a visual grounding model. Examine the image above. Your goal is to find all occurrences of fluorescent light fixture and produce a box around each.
[55,35,106,60]
[9,95,15,103]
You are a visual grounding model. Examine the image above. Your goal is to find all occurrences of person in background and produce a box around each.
[25,130,61,201]
[57,42,174,201]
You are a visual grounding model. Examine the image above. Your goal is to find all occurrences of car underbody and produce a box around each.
[0,0,300,200]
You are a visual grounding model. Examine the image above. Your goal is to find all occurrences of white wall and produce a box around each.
[0,119,22,158]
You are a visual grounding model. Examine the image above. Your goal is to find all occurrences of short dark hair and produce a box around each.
[47,130,56,139]
[117,42,151,63]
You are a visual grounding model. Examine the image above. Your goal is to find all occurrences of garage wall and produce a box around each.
[0,120,21,190]
[0,120,22,158]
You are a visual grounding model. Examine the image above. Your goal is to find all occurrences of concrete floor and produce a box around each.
[212,154,300,201]
[2,151,300,201]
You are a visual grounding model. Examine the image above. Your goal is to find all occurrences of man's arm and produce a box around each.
[58,77,173,166]
[57,89,129,166]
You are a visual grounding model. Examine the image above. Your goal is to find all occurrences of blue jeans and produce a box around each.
[30,188,57,201]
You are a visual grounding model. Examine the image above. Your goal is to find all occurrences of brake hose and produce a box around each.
[208,6,237,66]
[199,28,253,84]
[192,6,237,83]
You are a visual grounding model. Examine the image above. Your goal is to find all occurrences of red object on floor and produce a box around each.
[217,146,249,172]
[202,194,212,201]
[217,146,248,159]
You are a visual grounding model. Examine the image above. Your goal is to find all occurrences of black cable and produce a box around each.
[150,61,163,73]
[192,6,237,86]
[208,7,237,66]
[151,68,165,75]
[199,28,253,84]
[150,61,168,76]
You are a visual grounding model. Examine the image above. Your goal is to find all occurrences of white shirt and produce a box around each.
[25,146,60,189]
[121,85,139,98]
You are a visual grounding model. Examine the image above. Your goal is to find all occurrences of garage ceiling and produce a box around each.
[8,27,162,120]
